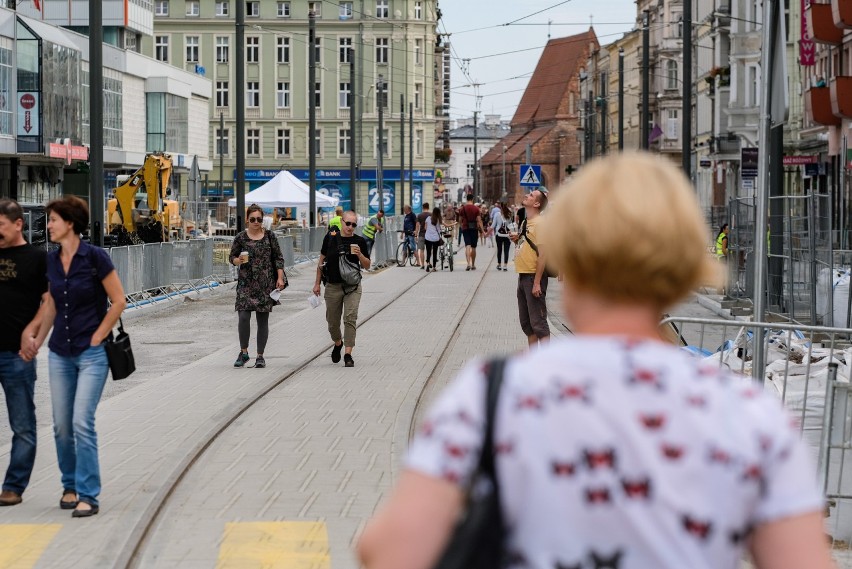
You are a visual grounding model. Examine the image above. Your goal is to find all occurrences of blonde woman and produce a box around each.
[359,153,833,569]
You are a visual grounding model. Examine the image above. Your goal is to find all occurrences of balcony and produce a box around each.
[832,0,852,29]
[807,3,844,44]
[830,77,852,118]
[807,86,841,126]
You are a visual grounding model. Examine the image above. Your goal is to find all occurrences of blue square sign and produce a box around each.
[519,164,542,187]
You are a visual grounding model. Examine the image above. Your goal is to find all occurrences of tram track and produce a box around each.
[120,252,493,569]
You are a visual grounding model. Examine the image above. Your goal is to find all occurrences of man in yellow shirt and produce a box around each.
[511,187,550,345]
[328,206,344,231]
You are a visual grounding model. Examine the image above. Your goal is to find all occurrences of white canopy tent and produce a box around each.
[227,170,339,208]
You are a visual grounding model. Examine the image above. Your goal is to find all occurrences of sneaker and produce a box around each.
[497,265,502,271]
[254,355,266,368]
[466,266,471,271]
[331,342,343,363]
[233,352,250,367]
[502,266,509,271]
[344,353,354,367]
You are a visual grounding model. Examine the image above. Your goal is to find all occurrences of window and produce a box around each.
[666,60,678,90]
[314,129,322,156]
[339,128,351,156]
[246,37,260,63]
[104,77,123,149]
[276,37,290,63]
[277,1,290,17]
[340,2,353,18]
[186,1,200,16]
[216,81,229,107]
[155,0,169,16]
[466,164,475,177]
[314,82,322,108]
[246,128,260,156]
[665,109,679,140]
[676,16,684,38]
[246,81,260,107]
[216,36,229,62]
[376,79,388,109]
[314,37,322,65]
[376,0,389,18]
[146,93,187,153]
[246,1,259,16]
[375,128,389,156]
[216,1,229,16]
[414,1,422,19]
[215,128,229,156]
[155,35,169,62]
[276,81,290,108]
[416,129,424,157]
[0,47,12,136]
[414,83,422,109]
[276,128,291,156]
[414,38,422,65]
[746,64,760,107]
[339,37,353,63]
[376,37,389,64]
[339,82,351,108]
[185,36,199,63]
[308,1,321,16]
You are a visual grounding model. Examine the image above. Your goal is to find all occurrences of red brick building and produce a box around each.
[480,29,598,205]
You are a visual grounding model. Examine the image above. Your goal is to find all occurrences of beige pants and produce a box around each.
[324,283,362,347]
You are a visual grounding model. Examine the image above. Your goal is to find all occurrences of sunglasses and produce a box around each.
[248,217,263,223]
[343,221,357,228]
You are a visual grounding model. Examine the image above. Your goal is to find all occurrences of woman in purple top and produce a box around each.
[27,196,126,517]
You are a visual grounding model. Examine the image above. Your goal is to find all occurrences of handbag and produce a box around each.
[104,318,136,380]
[336,235,362,289]
[432,358,506,569]
[266,230,289,290]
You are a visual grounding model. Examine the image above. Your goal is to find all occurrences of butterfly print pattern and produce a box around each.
[682,514,713,540]
[552,460,578,477]
[661,443,686,461]
[585,487,613,505]
[639,413,666,430]
[584,448,617,471]
[621,477,652,500]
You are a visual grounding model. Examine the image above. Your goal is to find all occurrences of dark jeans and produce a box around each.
[0,352,37,495]
[496,236,511,264]
[238,311,270,353]
[364,238,374,258]
[425,239,440,267]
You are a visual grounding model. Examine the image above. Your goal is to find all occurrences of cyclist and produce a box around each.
[402,205,418,265]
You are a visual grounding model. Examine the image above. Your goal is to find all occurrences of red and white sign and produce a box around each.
[800,0,816,66]
[17,92,39,137]
[48,140,89,166]
[783,155,819,165]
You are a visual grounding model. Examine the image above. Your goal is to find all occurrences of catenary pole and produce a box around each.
[618,48,624,151]
[219,112,224,198]
[409,102,413,208]
[473,110,478,196]
[349,48,356,212]
[641,10,650,150]
[89,0,104,246]
[308,11,317,226]
[377,75,384,214]
[400,94,405,211]
[235,0,245,231]
[683,0,693,178]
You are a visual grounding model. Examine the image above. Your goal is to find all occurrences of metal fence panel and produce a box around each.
[109,246,132,294]
[188,239,207,280]
[277,235,296,268]
[142,243,162,291]
[126,245,145,296]
[158,242,174,287]
[212,237,235,280]
[171,241,193,284]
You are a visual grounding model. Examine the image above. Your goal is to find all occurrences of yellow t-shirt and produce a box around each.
[515,216,543,274]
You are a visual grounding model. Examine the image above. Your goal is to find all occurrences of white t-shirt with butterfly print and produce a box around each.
[406,336,823,569]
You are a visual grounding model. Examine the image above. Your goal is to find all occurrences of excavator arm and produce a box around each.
[109,153,173,243]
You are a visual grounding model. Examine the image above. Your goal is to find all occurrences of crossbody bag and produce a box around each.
[520,219,557,278]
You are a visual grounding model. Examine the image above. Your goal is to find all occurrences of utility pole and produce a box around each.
[235,0,246,231]
[473,111,478,196]
[349,48,356,212]
[219,112,224,197]
[89,0,104,245]
[501,144,506,200]
[377,75,385,214]
[308,10,317,226]
[400,94,405,211]
[409,102,413,208]
[682,0,693,178]
[618,47,624,151]
[641,9,650,151]
[600,77,607,156]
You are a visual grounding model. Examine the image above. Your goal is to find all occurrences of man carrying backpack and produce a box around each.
[459,193,484,271]
[313,211,371,368]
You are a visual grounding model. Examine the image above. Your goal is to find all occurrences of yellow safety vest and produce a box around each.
[329,215,342,231]
[362,216,379,239]
[715,232,727,258]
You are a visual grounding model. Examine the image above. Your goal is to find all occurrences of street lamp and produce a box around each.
[501,144,507,201]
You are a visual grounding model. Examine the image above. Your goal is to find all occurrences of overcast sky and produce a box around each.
[438,0,638,122]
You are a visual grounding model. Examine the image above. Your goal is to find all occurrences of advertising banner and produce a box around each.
[369,183,395,214]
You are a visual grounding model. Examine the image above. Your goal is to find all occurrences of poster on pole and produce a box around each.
[17,92,39,137]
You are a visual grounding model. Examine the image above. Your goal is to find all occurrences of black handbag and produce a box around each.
[433,358,506,569]
[104,318,136,380]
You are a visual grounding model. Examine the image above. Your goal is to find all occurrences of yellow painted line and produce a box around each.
[0,524,62,569]
[216,521,331,569]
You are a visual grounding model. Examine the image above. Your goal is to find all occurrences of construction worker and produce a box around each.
[361,210,384,259]
[715,223,728,260]
[328,206,344,232]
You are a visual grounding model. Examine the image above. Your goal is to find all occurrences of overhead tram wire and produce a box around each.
[503,0,577,26]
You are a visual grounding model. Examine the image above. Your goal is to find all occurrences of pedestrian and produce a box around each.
[0,199,47,507]
[443,201,457,244]
[716,223,729,261]
[416,202,430,269]
[402,205,418,266]
[26,196,127,518]
[423,207,443,272]
[511,187,551,345]
[480,203,491,247]
[459,194,484,271]
[328,206,344,232]
[312,210,370,368]
[362,209,384,259]
[229,204,287,368]
[493,201,513,271]
[358,152,833,569]
[455,202,464,249]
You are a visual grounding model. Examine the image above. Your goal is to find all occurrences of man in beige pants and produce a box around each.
[312,211,371,367]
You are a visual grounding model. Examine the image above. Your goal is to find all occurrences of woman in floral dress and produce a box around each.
[229,204,286,368]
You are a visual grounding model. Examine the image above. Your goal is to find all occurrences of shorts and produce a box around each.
[417,235,426,249]
[462,229,479,248]
[517,274,550,338]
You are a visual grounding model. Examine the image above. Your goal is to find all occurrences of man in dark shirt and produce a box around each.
[415,202,431,269]
[459,193,485,270]
[402,205,418,263]
[0,199,47,507]
[313,210,371,368]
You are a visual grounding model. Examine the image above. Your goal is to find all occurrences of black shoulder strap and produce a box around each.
[478,357,506,477]
[521,220,541,255]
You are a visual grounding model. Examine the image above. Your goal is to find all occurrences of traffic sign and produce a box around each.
[519,164,542,187]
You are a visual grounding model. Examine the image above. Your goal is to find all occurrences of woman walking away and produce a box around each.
[359,153,833,569]
[423,207,443,272]
[493,202,512,271]
[28,196,126,518]
[230,204,286,368]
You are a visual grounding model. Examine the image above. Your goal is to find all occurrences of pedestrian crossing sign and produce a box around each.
[519,164,542,187]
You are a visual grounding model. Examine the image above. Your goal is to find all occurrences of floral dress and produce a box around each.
[230,230,285,312]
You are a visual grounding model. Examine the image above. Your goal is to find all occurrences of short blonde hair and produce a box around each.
[542,152,718,309]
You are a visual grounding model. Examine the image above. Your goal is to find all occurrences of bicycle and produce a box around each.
[396,231,417,267]
[438,228,454,271]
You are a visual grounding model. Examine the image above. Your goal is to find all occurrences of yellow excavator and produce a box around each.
[107,153,179,245]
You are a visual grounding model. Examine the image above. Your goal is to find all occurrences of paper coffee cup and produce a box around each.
[240,251,249,260]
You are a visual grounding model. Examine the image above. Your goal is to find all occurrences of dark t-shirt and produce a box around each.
[460,204,481,230]
[403,212,417,234]
[416,212,430,236]
[0,244,48,352]
[321,231,368,285]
